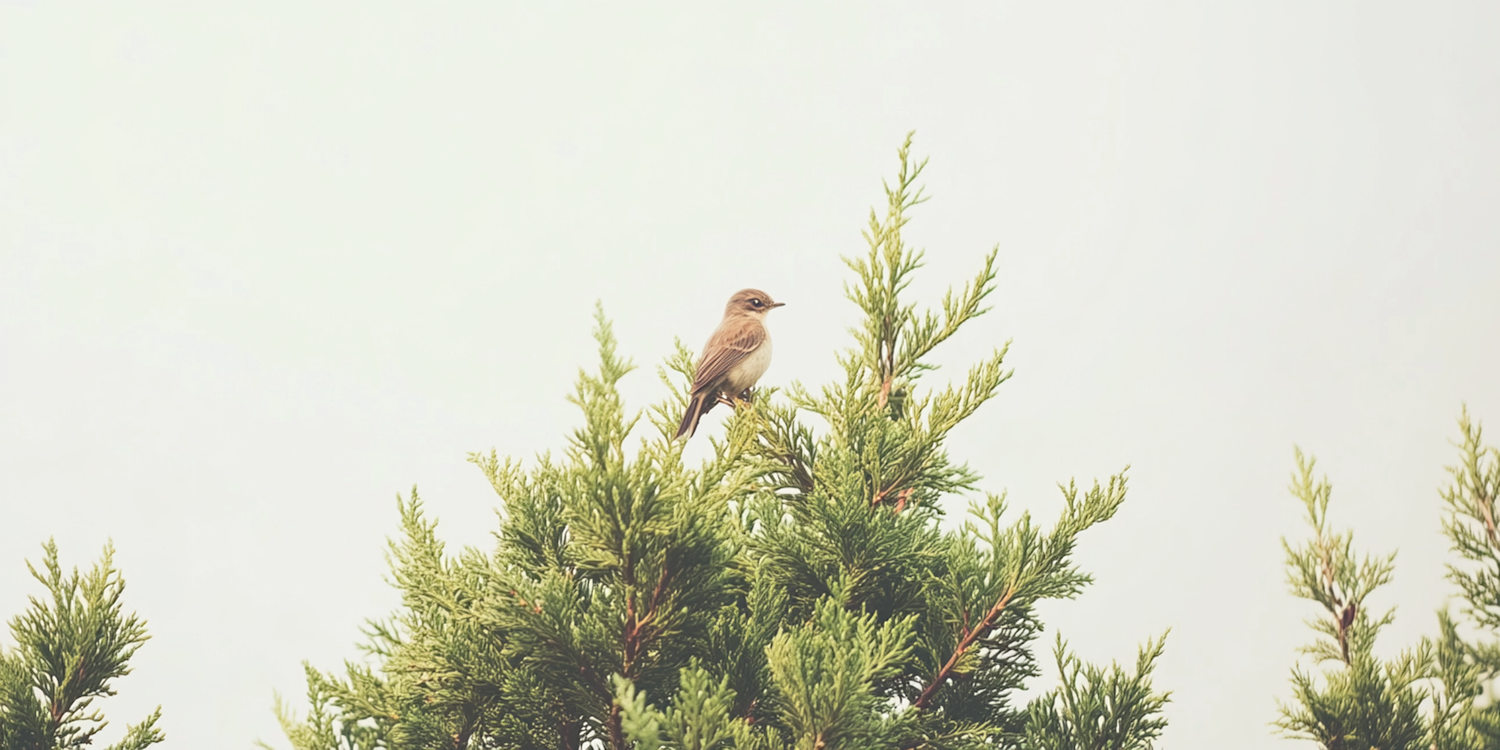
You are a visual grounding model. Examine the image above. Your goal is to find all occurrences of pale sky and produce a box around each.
[2,3,1498,748]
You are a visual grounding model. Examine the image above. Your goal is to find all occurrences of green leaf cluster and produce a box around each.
[0,541,163,750]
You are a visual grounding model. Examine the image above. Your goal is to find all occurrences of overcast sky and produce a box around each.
[3,3,1498,748]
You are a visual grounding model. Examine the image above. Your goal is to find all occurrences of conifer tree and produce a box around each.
[267,135,1170,750]
[0,541,164,750]
[1276,409,1500,750]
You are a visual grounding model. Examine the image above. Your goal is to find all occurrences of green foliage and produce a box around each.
[0,541,163,750]
[1441,408,1500,630]
[1276,413,1500,750]
[614,665,746,750]
[1023,634,1171,750]
[1275,451,1428,750]
[267,134,1169,750]
[762,594,916,749]
[1434,408,1500,748]
[1281,450,1398,669]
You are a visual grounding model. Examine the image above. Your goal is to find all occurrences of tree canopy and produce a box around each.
[262,135,1171,750]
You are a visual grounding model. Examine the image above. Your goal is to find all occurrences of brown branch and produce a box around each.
[624,593,635,640]
[871,476,914,508]
[1337,603,1357,665]
[1476,487,1500,552]
[913,587,1017,710]
[893,488,914,514]
[621,545,640,673]
[614,558,678,748]
[608,701,625,750]
[623,562,672,673]
[646,562,671,620]
[1316,538,1356,666]
[614,560,675,749]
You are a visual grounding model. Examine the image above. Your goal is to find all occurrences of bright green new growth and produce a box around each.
[1276,411,1500,750]
[267,134,1170,750]
[0,541,164,750]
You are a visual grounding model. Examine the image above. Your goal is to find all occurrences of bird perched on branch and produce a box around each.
[675,288,785,439]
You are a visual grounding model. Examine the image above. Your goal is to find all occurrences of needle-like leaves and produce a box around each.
[267,135,1167,750]
[0,542,163,750]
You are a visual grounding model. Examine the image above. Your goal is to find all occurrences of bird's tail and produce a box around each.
[675,392,716,440]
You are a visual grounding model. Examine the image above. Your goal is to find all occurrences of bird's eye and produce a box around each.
[751,299,763,307]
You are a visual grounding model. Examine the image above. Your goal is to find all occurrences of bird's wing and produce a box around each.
[690,319,765,394]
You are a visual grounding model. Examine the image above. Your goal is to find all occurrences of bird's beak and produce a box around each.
[770,302,786,309]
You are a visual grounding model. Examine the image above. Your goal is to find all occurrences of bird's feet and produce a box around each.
[716,388,756,410]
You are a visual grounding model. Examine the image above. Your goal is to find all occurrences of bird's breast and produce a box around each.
[725,335,772,393]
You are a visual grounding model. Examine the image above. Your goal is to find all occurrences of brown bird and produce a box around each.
[675,288,785,439]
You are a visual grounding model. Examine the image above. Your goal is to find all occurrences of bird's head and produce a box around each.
[725,288,785,317]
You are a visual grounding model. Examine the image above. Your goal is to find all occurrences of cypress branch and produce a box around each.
[1,541,163,750]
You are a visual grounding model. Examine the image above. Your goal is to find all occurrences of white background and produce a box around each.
[3,3,1498,747]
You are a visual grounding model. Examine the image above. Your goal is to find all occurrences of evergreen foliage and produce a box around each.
[1023,634,1170,750]
[0,541,163,750]
[1276,410,1500,749]
[266,135,1170,750]
[1434,409,1500,745]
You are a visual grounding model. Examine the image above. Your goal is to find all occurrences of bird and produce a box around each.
[675,288,785,439]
